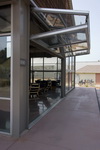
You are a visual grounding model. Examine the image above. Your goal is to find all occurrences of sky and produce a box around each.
[72,0,100,62]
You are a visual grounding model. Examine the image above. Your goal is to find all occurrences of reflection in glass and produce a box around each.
[34,72,43,82]
[0,5,11,33]
[74,15,86,26]
[69,72,72,89]
[32,58,43,70]
[72,72,75,88]
[36,30,87,51]
[66,56,75,93]
[0,36,11,97]
[29,56,61,123]
[44,72,61,81]
[72,42,87,51]
[41,13,87,28]
[73,50,88,56]
[44,57,57,71]
[66,58,69,92]
[45,14,64,27]
[65,31,86,43]
[0,100,10,133]
[58,58,61,70]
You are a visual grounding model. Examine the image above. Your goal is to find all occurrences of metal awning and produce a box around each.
[30,1,90,57]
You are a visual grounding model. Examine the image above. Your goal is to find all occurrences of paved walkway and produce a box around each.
[1,87,100,150]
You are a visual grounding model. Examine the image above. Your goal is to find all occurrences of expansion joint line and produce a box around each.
[95,88,100,113]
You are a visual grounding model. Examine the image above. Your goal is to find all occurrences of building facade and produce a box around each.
[0,0,90,137]
[76,64,100,85]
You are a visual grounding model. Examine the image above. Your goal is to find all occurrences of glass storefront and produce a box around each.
[65,56,75,93]
[0,36,11,98]
[0,5,11,133]
[0,0,90,137]
[29,56,61,123]
[0,100,10,132]
[0,36,11,133]
[30,57,61,82]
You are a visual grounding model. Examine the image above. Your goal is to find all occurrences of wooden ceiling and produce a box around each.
[34,0,73,9]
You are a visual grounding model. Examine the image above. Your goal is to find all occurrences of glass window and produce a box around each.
[33,58,43,70]
[58,58,61,71]
[65,58,69,92]
[40,13,87,28]
[72,42,88,51]
[0,100,10,133]
[0,5,11,33]
[66,56,75,93]
[0,4,11,134]
[44,72,55,80]
[44,57,57,71]
[72,72,75,88]
[0,36,11,98]
[34,72,43,82]
[44,71,61,81]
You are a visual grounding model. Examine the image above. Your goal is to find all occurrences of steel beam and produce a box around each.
[49,40,87,48]
[33,7,89,16]
[30,24,88,40]
[31,40,64,59]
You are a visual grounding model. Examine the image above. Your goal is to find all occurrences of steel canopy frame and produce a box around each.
[30,24,88,40]
[32,7,89,16]
[30,6,90,57]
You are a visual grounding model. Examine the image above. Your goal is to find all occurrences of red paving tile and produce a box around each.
[1,87,100,150]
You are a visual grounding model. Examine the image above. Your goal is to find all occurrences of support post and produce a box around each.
[11,0,29,137]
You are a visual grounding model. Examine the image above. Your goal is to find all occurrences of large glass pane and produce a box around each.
[73,49,88,56]
[58,58,61,71]
[44,57,57,71]
[39,13,87,28]
[29,53,61,124]
[44,72,55,80]
[66,58,69,92]
[0,100,10,133]
[0,5,11,33]
[44,71,61,81]
[61,30,87,44]
[72,42,88,51]
[71,57,75,88]
[34,71,43,82]
[71,56,74,71]
[45,13,64,28]
[0,36,11,98]
[33,58,43,70]
[72,72,75,88]
[35,29,87,52]
[69,72,72,89]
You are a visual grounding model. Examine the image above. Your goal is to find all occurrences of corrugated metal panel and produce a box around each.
[96,73,100,85]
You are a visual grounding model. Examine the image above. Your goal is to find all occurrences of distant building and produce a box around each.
[76,61,100,70]
[76,63,100,85]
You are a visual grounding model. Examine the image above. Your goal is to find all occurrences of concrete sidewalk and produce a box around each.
[1,87,100,150]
